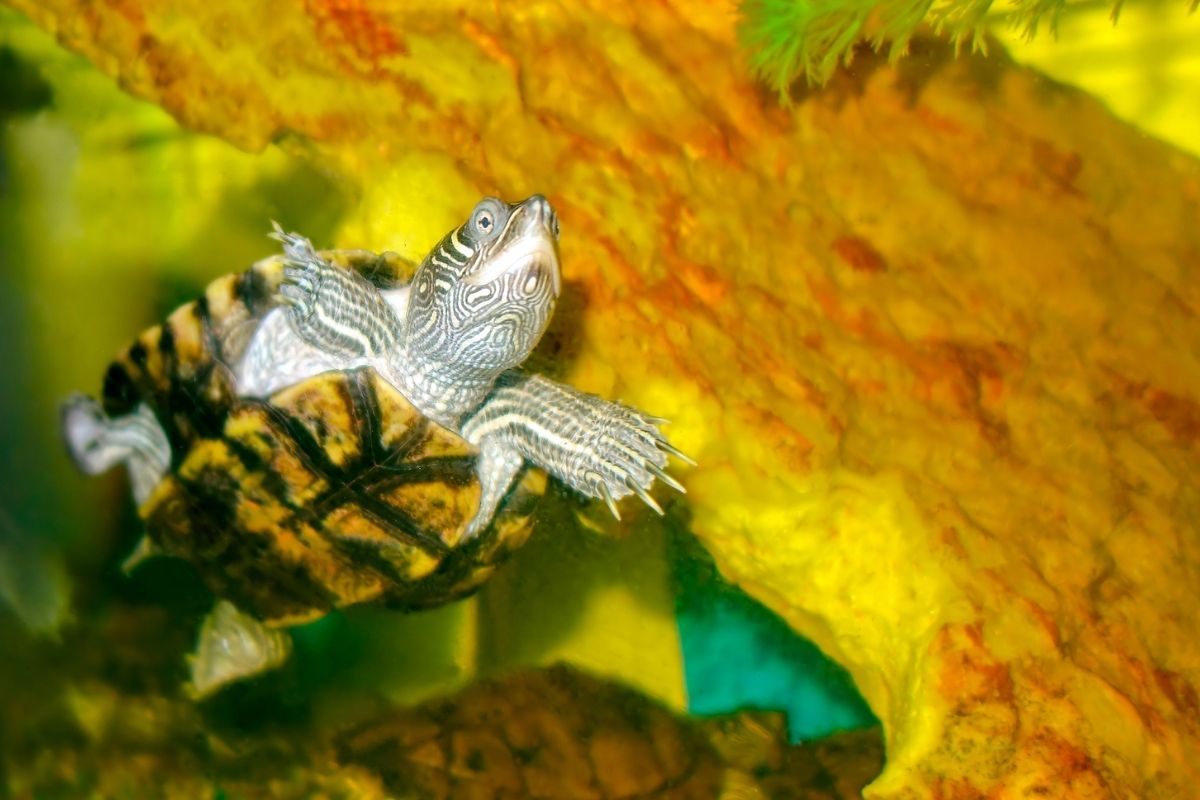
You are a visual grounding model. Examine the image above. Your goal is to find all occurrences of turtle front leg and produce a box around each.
[462,374,692,532]
[271,224,402,365]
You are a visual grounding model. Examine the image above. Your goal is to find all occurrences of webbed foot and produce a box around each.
[270,223,323,319]
[462,374,693,526]
[572,401,692,520]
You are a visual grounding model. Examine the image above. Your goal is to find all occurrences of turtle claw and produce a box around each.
[272,225,332,327]
[627,478,664,516]
[460,376,692,524]
[599,483,621,521]
[278,282,311,313]
[269,221,316,258]
[577,406,689,519]
[657,439,696,467]
[267,225,402,365]
[647,462,685,494]
[270,226,320,287]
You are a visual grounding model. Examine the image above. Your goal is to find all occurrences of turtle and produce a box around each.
[336,663,886,799]
[60,194,690,697]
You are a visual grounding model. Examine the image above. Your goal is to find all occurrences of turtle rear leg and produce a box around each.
[188,600,293,699]
[60,394,170,507]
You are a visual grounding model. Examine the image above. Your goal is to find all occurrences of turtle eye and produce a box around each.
[470,198,506,241]
[473,208,495,237]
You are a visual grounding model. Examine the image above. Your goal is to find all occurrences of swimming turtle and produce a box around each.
[61,195,689,697]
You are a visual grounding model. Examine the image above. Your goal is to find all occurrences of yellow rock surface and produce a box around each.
[8,0,1200,796]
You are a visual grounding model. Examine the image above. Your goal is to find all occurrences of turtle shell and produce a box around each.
[335,664,887,799]
[98,249,545,626]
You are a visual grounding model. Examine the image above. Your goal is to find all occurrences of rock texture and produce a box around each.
[6,0,1200,796]
[338,663,883,799]
[0,606,882,799]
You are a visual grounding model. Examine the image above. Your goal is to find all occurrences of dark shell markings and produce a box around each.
[60,196,688,698]
[65,248,543,697]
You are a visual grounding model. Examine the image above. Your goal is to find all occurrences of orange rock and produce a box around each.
[9,1,1200,796]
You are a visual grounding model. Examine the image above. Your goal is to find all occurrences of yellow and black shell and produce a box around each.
[98,249,545,627]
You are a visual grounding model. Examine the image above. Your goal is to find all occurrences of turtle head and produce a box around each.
[406,195,562,375]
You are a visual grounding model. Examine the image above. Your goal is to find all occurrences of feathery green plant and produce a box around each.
[739,0,1197,91]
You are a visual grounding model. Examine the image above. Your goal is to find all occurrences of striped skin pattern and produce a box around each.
[266,195,687,538]
[85,249,544,626]
[275,222,402,367]
[400,196,560,423]
[62,195,685,695]
[60,400,169,507]
[461,373,686,518]
[269,197,561,428]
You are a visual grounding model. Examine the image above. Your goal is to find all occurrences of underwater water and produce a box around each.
[2,1,1199,798]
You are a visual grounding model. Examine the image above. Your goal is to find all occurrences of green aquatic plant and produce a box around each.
[739,0,1198,90]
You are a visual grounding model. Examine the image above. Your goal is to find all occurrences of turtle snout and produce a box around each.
[523,194,560,240]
